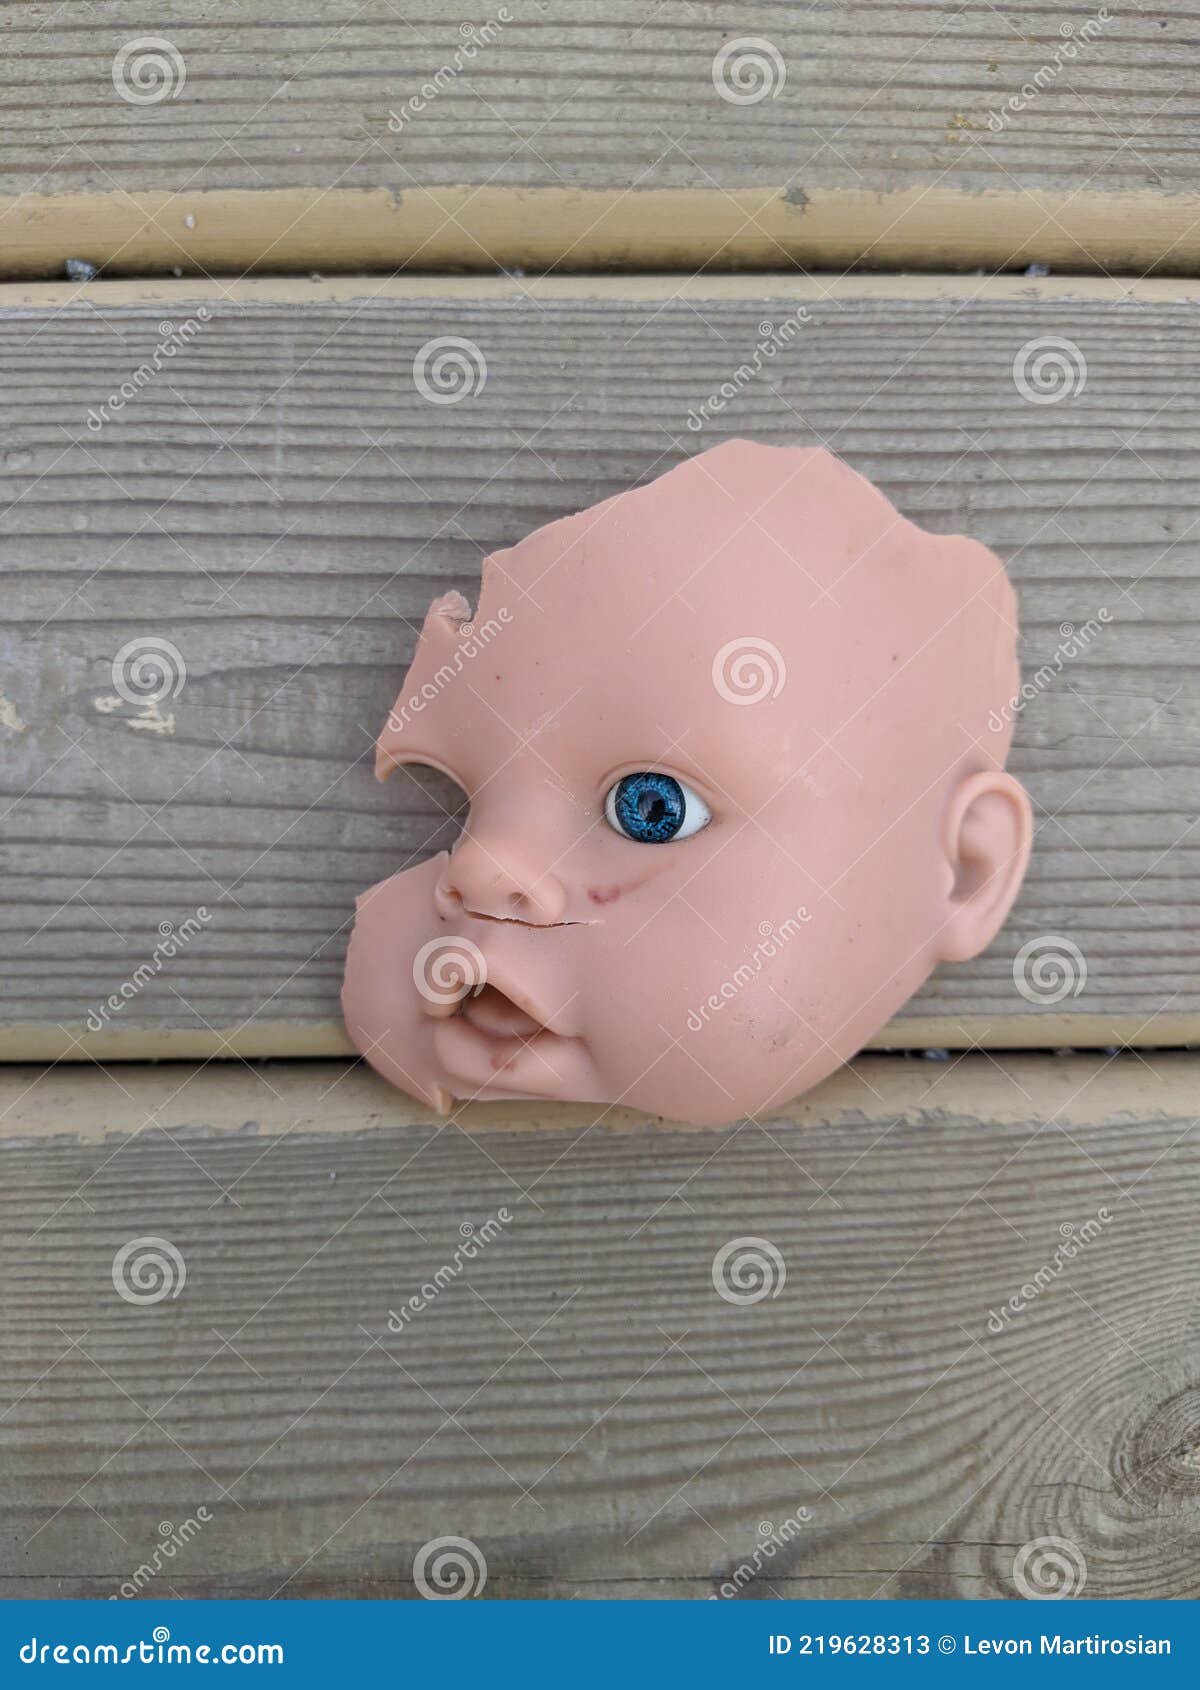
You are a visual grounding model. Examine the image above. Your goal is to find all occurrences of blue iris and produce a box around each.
[611,772,686,843]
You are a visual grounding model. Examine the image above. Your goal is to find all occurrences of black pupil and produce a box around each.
[639,794,666,824]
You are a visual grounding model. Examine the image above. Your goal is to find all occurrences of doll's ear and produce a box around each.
[935,770,1033,963]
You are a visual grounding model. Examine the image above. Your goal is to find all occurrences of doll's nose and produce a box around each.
[435,834,568,926]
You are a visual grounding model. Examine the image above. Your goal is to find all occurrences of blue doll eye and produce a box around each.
[604,771,712,843]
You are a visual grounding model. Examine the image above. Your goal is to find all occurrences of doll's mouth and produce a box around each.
[427,981,590,1098]
[458,983,545,1040]
[435,951,578,1038]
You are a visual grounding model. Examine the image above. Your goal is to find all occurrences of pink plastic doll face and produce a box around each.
[342,441,1032,1126]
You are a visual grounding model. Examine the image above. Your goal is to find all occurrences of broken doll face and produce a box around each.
[342,441,1029,1126]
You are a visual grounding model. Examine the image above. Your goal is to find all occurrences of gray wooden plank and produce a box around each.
[1,1053,1197,1599]
[0,0,1193,200]
[1,277,1198,1048]
[0,2,1198,275]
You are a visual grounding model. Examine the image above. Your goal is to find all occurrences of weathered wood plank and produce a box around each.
[2,275,1199,1053]
[0,1,1198,274]
[2,1053,1198,1599]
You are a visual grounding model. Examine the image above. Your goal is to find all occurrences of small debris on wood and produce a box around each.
[64,258,98,282]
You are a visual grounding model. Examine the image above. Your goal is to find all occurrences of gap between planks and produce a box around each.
[5,186,1200,281]
[6,272,1200,310]
[1,1051,1195,1143]
[2,1017,1199,1068]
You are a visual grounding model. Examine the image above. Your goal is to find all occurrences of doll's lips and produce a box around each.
[430,1012,593,1099]
[427,962,589,1096]
[421,950,577,1040]
[459,984,543,1039]
[415,935,592,1098]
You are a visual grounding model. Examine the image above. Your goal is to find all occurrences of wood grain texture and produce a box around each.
[0,1,1197,274]
[2,1053,1199,1599]
[2,274,1199,1052]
